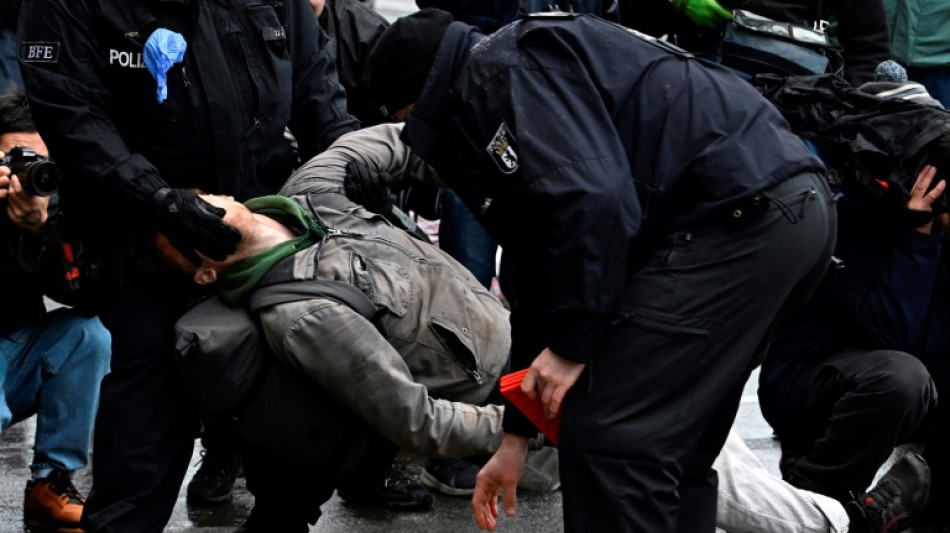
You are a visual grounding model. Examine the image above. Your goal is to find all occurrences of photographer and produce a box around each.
[0,91,110,531]
[759,84,950,529]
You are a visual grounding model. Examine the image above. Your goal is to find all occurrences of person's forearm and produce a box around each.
[262,300,504,457]
[281,123,442,197]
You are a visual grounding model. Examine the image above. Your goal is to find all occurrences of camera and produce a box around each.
[1,145,60,197]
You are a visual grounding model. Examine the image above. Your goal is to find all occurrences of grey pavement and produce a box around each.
[0,369,779,533]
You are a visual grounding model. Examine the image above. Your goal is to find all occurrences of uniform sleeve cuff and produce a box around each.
[545,311,606,364]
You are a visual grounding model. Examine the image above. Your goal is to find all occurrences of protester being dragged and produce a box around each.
[159,122,561,533]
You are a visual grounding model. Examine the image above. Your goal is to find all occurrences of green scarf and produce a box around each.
[218,195,327,304]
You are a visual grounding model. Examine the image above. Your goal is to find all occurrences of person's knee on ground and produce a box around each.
[2,309,110,532]
[781,351,935,503]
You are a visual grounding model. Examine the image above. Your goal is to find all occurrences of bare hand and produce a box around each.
[521,347,585,420]
[5,172,49,234]
[0,154,10,199]
[472,434,530,531]
[906,165,944,234]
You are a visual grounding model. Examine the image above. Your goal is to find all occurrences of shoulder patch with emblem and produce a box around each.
[486,122,519,174]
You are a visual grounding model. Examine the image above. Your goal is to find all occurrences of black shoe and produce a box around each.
[187,449,243,506]
[337,464,433,511]
[421,457,480,497]
[847,453,931,533]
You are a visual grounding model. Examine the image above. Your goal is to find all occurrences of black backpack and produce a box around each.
[174,278,385,477]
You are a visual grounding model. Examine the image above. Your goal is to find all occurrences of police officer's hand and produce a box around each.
[521,347,585,421]
[674,0,733,28]
[344,161,394,216]
[150,187,241,266]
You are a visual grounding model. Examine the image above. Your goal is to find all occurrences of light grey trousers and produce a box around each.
[715,429,849,533]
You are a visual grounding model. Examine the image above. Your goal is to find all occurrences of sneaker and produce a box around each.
[421,457,481,497]
[847,453,931,533]
[23,470,84,533]
[337,464,433,511]
[187,448,243,506]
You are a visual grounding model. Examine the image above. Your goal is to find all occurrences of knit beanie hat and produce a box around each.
[368,8,454,119]
[858,81,945,109]
[873,60,908,84]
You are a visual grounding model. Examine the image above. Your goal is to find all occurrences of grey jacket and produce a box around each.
[263,123,509,458]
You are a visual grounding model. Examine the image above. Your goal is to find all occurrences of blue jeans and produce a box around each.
[0,28,23,93]
[908,66,950,109]
[439,189,497,289]
[0,308,111,478]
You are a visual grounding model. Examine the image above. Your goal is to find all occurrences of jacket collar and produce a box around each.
[401,22,484,173]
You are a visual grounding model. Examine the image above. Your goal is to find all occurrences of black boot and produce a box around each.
[187,448,243,506]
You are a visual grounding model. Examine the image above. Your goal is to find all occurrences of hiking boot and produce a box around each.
[337,464,433,511]
[187,448,243,506]
[421,457,481,497]
[23,470,84,533]
[847,453,931,533]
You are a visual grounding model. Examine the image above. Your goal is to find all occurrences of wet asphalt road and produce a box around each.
[0,369,778,533]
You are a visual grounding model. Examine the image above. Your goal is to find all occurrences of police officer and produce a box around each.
[16,0,359,531]
[355,9,837,532]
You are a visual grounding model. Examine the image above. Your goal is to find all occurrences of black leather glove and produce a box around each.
[151,188,241,266]
[344,161,394,216]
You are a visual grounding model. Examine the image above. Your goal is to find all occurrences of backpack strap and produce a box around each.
[248,278,387,336]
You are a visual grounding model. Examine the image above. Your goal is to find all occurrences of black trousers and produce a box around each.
[82,281,202,533]
[763,348,937,503]
[558,172,837,532]
[239,432,398,533]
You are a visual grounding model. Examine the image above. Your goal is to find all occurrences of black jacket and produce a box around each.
[402,15,823,432]
[1,0,18,31]
[320,0,389,126]
[0,216,46,332]
[16,0,359,227]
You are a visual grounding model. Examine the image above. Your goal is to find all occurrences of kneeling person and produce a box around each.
[156,131,557,532]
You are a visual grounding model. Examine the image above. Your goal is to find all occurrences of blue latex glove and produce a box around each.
[144,29,187,104]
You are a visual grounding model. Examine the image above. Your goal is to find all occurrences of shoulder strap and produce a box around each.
[248,278,386,336]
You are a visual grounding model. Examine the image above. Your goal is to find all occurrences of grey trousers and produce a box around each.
[715,429,849,533]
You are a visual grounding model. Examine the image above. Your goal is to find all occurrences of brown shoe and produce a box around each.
[24,470,85,533]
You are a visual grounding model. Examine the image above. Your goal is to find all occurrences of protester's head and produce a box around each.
[0,91,47,157]
[368,8,454,121]
[155,194,254,284]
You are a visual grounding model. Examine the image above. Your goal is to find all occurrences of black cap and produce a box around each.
[368,8,454,118]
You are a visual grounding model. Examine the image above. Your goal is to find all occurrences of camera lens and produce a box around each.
[22,161,60,197]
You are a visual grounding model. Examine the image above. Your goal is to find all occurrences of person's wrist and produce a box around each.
[501,433,531,453]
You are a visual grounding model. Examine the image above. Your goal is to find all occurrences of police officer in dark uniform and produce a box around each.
[15,0,359,531]
[357,10,838,532]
